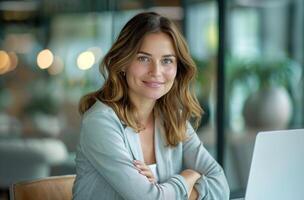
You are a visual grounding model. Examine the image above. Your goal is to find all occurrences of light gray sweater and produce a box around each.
[72,101,230,200]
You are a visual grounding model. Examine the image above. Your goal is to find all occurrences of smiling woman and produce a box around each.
[73,12,230,200]
[126,32,177,104]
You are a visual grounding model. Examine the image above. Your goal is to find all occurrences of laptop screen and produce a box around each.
[245,129,304,200]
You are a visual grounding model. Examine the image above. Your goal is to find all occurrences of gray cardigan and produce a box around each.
[72,101,230,200]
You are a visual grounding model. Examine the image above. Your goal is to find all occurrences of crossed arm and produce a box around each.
[132,123,231,200]
[81,112,230,200]
[134,160,201,199]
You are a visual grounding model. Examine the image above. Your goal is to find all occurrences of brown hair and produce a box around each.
[79,12,203,146]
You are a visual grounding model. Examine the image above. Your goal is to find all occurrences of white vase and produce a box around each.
[243,87,292,130]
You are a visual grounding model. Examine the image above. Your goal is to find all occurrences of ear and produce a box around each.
[120,70,126,76]
[121,67,127,74]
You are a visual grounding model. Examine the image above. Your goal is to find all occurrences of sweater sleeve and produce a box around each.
[182,123,230,200]
[80,111,189,200]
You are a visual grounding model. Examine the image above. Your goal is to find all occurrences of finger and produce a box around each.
[133,160,143,167]
[148,177,156,183]
[135,163,149,171]
[138,168,154,178]
[133,160,143,165]
[139,169,154,178]
[133,161,149,170]
[133,160,155,179]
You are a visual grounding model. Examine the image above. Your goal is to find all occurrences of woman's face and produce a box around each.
[125,32,177,105]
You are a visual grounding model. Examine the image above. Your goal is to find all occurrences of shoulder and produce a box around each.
[78,101,128,161]
[83,100,115,117]
[82,101,120,123]
[80,100,124,137]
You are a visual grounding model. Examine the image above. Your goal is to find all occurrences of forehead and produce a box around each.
[138,32,176,55]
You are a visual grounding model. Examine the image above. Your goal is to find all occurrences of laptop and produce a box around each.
[233,129,304,200]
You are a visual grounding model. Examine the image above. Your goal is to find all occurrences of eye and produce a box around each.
[161,58,173,65]
[137,56,150,63]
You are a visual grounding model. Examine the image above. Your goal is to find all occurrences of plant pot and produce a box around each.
[243,87,292,130]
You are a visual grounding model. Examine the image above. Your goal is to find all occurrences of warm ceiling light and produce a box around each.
[77,51,95,70]
[37,49,54,69]
[0,50,11,74]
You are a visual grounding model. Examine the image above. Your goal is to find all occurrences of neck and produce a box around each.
[128,91,157,127]
[130,99,155,127]
[136,102,155,126]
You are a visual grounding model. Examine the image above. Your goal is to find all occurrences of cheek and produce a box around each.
[166,67,177,80]
[126,64,144,80]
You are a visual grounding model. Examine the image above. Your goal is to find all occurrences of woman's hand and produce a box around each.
[189,187,199,200]
[180,169,201,199]
[133,160,156,183]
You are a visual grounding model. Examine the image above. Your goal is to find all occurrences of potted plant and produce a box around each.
[227,56,302,130]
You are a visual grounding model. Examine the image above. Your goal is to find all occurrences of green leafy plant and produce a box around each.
[228,56,303,130]
[227,56,302,94]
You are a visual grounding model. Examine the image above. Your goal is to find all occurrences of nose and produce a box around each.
[149,61,161,76]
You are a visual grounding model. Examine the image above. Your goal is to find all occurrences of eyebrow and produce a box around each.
[137,51,176,58]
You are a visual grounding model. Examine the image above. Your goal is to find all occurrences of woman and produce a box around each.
[73,12,230,200]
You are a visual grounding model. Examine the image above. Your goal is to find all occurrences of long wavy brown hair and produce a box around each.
[79,12,203,146]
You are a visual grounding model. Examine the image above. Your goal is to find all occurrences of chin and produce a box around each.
[144,93,166,101]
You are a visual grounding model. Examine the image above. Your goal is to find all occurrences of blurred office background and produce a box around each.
[0,0,303,199]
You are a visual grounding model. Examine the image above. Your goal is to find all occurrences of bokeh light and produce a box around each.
[77,51,95,70]
[37,49,54,69]
[0,50,11,74]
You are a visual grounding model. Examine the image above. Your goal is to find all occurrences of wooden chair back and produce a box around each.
[10,175,75,200]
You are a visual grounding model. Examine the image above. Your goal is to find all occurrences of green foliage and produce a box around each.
[227,56,302,92]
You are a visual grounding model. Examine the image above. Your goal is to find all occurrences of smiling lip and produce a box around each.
[143,81,164,88]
